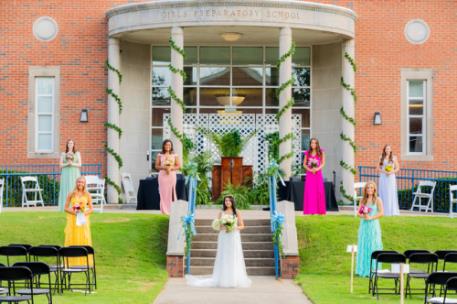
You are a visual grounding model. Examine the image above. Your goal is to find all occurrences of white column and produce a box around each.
[107,38,120,203]
[170,26,184,164]
[341,39,355,201]
[279,27,293,180]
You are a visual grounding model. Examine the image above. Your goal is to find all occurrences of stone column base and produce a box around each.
[281,255,299,279]
[167,255,184,277]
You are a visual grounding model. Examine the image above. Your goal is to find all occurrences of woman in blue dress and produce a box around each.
[58,139,82,211]
[377,144,400,216]
[356,181,384,277]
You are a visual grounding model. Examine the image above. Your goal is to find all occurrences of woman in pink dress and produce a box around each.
[303,138,327,215]
[155,139,180,215]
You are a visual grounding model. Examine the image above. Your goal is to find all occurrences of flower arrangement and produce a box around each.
[72,202,85,213]
[163,156,175,175]
[385,164,393,173]
[358,205,372,215]
[212,214,237,233]
[66,151,74,163]
[73,202,87,226]
[308,158,319,168]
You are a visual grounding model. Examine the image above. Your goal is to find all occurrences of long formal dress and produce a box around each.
[186,216,251,288]
[356,203,383,277]
[303,150,326,215]
[64,193,93,266]
[158,153,177,215]
[379,158,400,216]
[58,152,81,211]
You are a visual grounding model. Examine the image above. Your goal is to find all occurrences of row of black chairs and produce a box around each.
[0,244,97,300]
[368,249,457,302]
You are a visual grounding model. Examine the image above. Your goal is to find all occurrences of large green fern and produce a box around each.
[200,129,255,157]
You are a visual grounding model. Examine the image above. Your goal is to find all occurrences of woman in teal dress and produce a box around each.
[58,139,81,211]
[356,181,384,277]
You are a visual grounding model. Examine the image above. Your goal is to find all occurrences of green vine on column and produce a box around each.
[275,42,296,164]
[167,36,193,161]
[339,51,357,203]
[105,60,124,195]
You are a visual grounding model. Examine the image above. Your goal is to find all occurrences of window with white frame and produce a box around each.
[35,77,55,152]
[407,79,426,154]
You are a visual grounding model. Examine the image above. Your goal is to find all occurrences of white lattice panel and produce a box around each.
[163,113,302,174]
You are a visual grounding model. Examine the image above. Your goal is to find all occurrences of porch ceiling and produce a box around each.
[116,26,345,46]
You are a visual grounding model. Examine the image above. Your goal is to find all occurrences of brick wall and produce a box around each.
[1,0,456,172]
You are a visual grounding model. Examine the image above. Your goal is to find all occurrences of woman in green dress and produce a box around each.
[58,139,81,211]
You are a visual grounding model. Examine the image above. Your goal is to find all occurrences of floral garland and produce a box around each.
[339,51,357,203]
[105,61,124,195]
[275,42,296,164]
[167,37,193,161]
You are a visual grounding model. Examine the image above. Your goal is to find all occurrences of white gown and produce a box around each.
[186,217,251,288]
[379,158,400,216]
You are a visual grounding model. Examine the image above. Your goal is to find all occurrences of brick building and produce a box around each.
[1,0,456,203]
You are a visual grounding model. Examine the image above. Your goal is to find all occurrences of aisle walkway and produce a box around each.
[153,276,311,304]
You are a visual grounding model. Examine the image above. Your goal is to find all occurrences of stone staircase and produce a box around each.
[189,218,275,276]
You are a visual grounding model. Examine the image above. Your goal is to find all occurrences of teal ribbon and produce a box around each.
[272,213,285,228]
[267,160,286,187]
[182,214,196,236]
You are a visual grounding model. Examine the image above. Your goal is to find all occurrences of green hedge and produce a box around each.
[1,173,60,207]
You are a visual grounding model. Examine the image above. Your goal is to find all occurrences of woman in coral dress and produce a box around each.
[155,139,181,215]
[303,138,327,215]
[64,176,94,266]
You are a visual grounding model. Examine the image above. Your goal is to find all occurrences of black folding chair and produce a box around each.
[70,245,97,290]
[0,246,29,266]
[372,252,406,299]
[59,247,91,294]
[13,262,52,304]
[424,272,457,303]
[405,250,431,260]
[29,246,62,294]
[8,244,32,251]
[368,250,398,293]
[0,266,35,303]
[435,250,457,270]
[443,253,457,272]
[406,253,438,297]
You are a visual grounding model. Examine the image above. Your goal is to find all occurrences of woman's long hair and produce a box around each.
[361,181,378,206]
[222,195,237,216]
[162,139,174,154]
[307,138,322,158]
[379,144,393,166]
[65,139,77,153]
[70,176,89,198]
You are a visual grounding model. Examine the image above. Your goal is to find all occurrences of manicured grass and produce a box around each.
[296,215,457,303]
[0,212,169,304]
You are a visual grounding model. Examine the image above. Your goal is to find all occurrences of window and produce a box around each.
[35,77,55,152]
[401,69,433,160]
[28,67,60,157]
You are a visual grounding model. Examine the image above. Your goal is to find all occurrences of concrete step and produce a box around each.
[189,257,274,267]
[190,266,275,276]
[196,225,271,234]
[192,241,273,250]
[195,219,270,226]
[191,249,274,258]
[193,233,272,242]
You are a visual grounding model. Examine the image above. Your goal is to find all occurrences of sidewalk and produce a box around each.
[153,276,311,304]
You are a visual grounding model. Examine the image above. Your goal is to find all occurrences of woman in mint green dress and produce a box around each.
[58,140,81,211]
[356,181,384,277]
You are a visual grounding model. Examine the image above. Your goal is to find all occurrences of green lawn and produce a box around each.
[296,215,457,303]
[0,212,169,304]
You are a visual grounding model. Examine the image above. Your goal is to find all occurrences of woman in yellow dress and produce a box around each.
[64,176,94,266]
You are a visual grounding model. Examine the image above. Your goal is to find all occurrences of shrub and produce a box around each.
[216,183,252,209]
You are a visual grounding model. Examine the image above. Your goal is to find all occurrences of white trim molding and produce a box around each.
[28,66,60,159]
[400,68,433,161]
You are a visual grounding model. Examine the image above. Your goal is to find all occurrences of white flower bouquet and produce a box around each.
[212,214,237,232]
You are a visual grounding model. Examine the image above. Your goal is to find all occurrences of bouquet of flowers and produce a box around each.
[212,214,237,233]
[66,151,74,163]
[163,157,174,175]
[308,158,319,169]
[358,205,372,215]
[73,203,87,226]
[385,164,393,173]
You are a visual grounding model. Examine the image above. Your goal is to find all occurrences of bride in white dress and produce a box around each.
[186,195,251,288]
[377,144,400,216]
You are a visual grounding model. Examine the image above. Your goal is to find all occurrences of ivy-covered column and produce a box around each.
[170,26,184,165]
[340,39,356,203]
[107,38,121,203]
[278,27,294,180]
